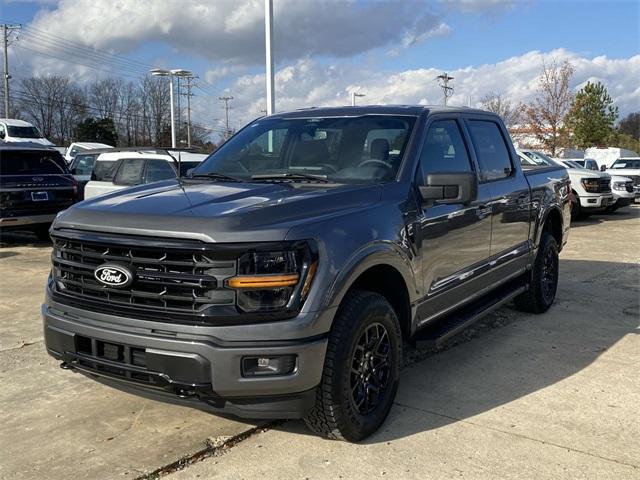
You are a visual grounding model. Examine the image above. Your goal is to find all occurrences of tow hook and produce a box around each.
[60,361,73,370]
[175,387,198,399]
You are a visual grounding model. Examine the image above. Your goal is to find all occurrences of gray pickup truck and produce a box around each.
[43,106,571,441]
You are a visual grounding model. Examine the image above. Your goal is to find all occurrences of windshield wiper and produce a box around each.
[188,172,243,182]
[250,172,329,183]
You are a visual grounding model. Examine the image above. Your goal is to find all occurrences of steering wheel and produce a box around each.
[318,163,338,173]
[357,159,393,169]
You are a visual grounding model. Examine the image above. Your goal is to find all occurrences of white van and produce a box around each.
[64,142,113,162]
[0,119,54,146]
[83,150,208,200]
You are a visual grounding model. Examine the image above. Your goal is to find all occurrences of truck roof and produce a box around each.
[0,118,36,127]
[0,142,58,151]
[271,105,491,119]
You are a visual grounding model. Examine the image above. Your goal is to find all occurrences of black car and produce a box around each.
[0,145,76,240]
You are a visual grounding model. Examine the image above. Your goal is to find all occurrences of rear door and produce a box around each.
[465,118,531,261]
[416,116,492,320]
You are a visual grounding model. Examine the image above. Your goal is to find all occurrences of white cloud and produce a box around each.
[218,49,639,130]
[26,0,447,65]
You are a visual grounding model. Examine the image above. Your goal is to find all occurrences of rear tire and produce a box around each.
[304,291,402,442]
[514,232,559,314]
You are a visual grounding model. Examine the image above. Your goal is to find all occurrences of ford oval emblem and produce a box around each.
[94,263,133,288]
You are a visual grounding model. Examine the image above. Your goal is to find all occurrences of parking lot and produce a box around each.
[1,205,638,480]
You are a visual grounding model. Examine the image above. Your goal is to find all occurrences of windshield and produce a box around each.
[522,151,554,166]
[611,159,640,169]
[7,126,42,139]
[0,150,69,175]
[193,115,416,184]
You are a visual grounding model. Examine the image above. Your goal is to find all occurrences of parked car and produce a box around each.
[518,149,613,220]
[63,142,113,163]
[44,106,570,441]
[68,148,116,200]
[83,150,207,199]
[0,145,76,240]
[606,157,640,200]
[0,118,54,146]
[561,160,634,212]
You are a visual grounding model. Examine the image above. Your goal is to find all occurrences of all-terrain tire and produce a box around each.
[514,232,559,314]
[304,290,402,442]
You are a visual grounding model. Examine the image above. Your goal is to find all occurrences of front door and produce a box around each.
[417,118,492,321]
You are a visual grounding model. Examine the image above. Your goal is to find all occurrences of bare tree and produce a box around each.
[525,59,575,156]
[479,92,525,128]
[17,75,87,145]
[88,77,122,119]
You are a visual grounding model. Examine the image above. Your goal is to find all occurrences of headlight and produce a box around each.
[612,182,626,191]
[226,245,318,313]
[581,178,600,193]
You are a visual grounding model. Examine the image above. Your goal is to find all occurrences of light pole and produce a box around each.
[351,91,366,106]
[150,68,193,148]
[265,0,275,115]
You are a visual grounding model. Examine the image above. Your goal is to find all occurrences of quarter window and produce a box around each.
[419,120,472,178]
[467,120,513,181]
[145,160,176,183]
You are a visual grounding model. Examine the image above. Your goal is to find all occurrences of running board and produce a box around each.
[414,280,528,349]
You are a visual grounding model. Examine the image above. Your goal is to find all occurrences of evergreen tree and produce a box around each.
[74,117,118,146]
[566,81,618,149]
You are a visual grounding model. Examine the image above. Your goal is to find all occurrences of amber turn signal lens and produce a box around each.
[227,274,300,289]
[300,261,318,299]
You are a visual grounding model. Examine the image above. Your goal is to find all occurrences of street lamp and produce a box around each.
[150,68,193,148]
[351,91,366,106]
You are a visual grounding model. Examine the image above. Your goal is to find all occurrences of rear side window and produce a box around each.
[145,160,176,183]
[0,150,69,175]
[72,153,97,175]
[114,158,145,185]
[419,120,472,177]
[467,120,513,181]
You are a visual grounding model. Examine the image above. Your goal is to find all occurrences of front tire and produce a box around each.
[514,232,559,313]
[304,291,402,442]
[570,193,581,221]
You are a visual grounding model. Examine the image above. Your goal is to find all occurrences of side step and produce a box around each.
[414,279,528,349]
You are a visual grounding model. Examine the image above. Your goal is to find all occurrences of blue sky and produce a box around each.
[1,0,638,128]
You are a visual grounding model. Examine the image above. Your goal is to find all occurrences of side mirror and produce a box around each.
[600,165,606,171]
[70,168,77,175]
[420,172,478,205]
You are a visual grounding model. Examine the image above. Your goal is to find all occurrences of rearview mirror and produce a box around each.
[420,172,478,205]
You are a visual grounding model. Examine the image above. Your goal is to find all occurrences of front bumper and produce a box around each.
[579,194,614,210]
[43,298,329,419]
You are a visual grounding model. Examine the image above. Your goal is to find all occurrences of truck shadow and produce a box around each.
[571,204,639,228]
[284,258,639,443]
[0,230,52,250]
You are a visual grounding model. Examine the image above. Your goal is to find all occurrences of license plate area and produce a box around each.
[31,191,49,202]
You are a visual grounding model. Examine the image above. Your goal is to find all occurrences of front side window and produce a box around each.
[522,151,554,166]
[419,120,472,178]
[145,160,176,183]
[193,115,416,184]
[114,158,145,185]
[468,120,513,181]
[612,159,640,169]
[92,160,117,181]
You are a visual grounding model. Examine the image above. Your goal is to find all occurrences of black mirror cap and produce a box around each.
[419,172,478,205]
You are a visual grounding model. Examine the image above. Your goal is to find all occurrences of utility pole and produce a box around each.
[181,75,197,148]
[2,24,21,118]
[219,96,234,139]
[436,73,454,106]
[351,91,366,106]
[265,0,275,115]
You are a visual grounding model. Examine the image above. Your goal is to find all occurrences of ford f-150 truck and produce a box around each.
[43,106,571,441]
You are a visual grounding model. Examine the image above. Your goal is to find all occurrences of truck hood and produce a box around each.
[5,137,55,146]
[565,168,610,179]
[54,179,383,242]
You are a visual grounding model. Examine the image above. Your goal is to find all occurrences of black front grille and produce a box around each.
[628,175,640,186]
[52,233,237,319]
[598,178,611,193]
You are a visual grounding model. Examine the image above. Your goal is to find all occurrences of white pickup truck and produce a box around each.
[518,149,613,219]
[84,150,207,200]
